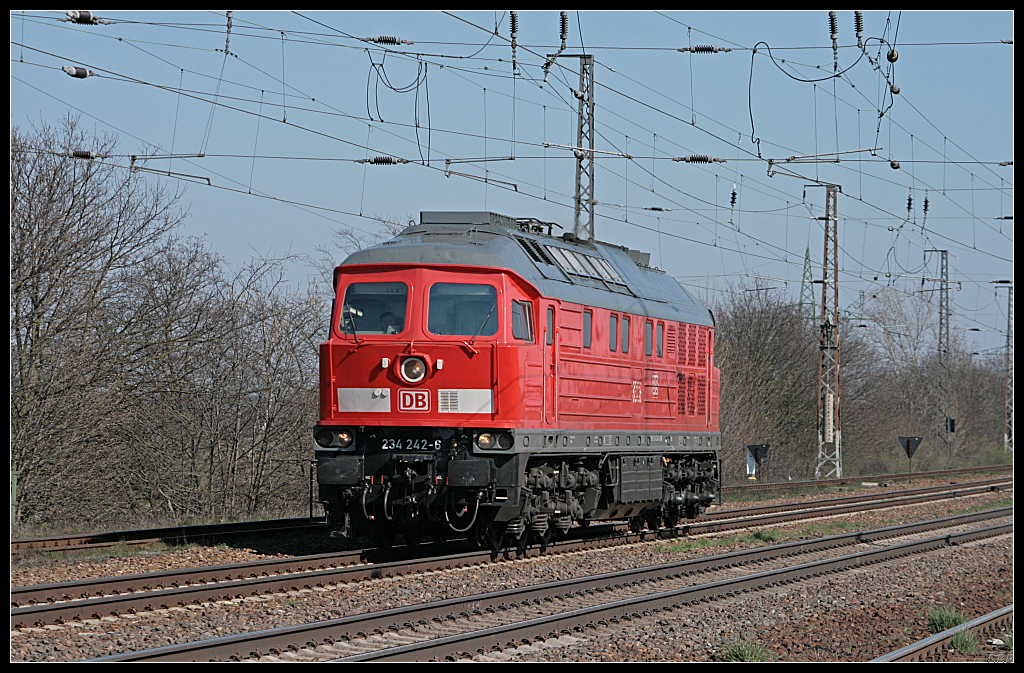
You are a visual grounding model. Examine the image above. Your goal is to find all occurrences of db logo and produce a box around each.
[399,389,430,412]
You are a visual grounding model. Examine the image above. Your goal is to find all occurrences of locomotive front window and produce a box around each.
[340,282,408,335]
[428,283,498,336]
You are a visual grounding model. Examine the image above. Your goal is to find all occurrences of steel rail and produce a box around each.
[10,524,624,629]
[335,524,1013,662]
[81,513,1012,662]
[871,605,1014,662]
[691,481,1011,535]
[723,464,1012,493]
[709,477,1011,519]
[14,477,1010,607]
[11,481,1010,628]
[13,467,1009,553]
[11,517,329,552]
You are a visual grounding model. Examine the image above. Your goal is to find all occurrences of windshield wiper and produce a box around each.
[462,303,496,354]
[341,305,362,343]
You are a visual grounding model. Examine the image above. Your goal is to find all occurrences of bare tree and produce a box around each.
[839,287,1005,472]
[309,213,413,285]
[109,252,321,521]
[11,118,185,526]
[714,289,819,482]
[11,120,322,528]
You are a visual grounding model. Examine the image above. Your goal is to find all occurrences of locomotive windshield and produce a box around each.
[340,281,408,335]
[427,283,498,337]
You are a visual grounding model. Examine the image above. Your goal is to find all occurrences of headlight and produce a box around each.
[476,432,513,450]
[400,356,427,383]
[315,427,354,449]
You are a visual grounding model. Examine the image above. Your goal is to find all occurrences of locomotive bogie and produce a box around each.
[315,212,723,547]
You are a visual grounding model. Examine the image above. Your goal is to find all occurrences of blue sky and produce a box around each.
[10,11,1013,353]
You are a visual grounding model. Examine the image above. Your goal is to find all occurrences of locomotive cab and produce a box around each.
[316,262,538,546]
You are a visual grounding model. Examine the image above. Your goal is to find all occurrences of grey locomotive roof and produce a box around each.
[339,211,714,326]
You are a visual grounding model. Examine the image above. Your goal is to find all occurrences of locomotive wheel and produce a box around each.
[481,522,506,551]
[506,524,528,551]
[534,526,554,551]
[372,522,397,549]
[628,516,646,533]
[404,525,423,547]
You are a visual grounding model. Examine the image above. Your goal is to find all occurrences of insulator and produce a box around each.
[361,36,413,45]
[560,11,568,40]
[907,194,913,213]
[829,11,838,38]
[62,65,94,78]
[72,150,95,159]
[730,188,737,207]
[674,155,726,164]
[887,49,899,63]
[680,45,731,54]
[359,156,408,165]
[510,11,518,38]
[64,10,109,25]
[854,11,864,38]
[67,10,96,24]
[923,195,930,214]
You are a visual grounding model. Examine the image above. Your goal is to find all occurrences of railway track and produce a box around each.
[81,510,1011,662]
[720,464,1012,493]
[11,466,1010,554]
[10,517,330,553]
[705,476,1010,526]
[12,479,1011,630]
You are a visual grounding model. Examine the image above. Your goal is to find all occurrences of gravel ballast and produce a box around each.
[11,483,1013,662]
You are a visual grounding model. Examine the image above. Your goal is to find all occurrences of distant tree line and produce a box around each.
[713,285,1008,483]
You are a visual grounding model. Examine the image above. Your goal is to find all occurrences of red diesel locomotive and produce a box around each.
[315,211,721,548]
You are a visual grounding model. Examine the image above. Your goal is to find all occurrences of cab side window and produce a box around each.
[511,301,535,342]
